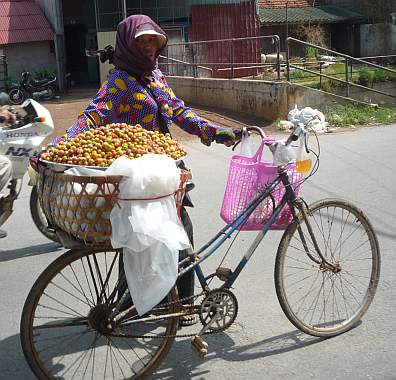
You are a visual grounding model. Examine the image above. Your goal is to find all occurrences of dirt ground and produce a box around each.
[41,86,275,147]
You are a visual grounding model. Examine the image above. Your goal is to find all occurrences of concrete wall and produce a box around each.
[3,41,57,82]
[360,23,396,56]
[166,76,394,121]
[166,76,344,120]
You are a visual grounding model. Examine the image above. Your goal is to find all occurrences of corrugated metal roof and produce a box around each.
[0,0,54,45]
[258,0,314,8]
[259,5,364,24]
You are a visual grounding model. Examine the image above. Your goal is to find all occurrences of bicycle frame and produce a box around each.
[113,159,337,324]
[178,164,298,290]
[112,165,297,322]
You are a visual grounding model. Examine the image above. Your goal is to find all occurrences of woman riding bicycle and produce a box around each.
[52,14,240,324]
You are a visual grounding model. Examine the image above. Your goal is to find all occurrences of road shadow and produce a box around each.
[0,242,62,262]
[152,328,324,379]
[0,326,324,380]
[0,333,35,379]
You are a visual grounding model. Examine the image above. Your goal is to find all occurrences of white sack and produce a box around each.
[239,129,254,157]
[287,105,328,133]
[108,154,191,315]
[65,155,191,315]
[123,243,178,316]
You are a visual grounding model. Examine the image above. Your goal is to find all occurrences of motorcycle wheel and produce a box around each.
[29,186,60,243]
[8,87,26,105]
[44,85,55,100]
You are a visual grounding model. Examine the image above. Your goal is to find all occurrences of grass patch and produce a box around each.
[289,69,316,80]
[324,104,396,127]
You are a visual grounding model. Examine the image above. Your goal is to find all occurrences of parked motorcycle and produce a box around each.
[0,93,59,242]
[8,71,57,105]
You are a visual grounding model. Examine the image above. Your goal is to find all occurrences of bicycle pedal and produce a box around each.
[216,267,233,281]
[191,335,209,359]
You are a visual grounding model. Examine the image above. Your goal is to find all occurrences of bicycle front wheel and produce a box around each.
[20,248,179,379]
[275,199,380,338]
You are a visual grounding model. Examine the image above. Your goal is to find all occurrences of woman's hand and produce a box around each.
[214,128,242,147]
[0,109,16,124]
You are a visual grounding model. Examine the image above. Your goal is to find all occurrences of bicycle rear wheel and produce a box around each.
[275,199,380,338]
[20,248,179,379]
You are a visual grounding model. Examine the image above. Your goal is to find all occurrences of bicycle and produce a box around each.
[20,122,381,379]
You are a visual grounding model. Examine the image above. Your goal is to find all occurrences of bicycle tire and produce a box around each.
[275,198,380,338]
[29,186,60,243]
[20,248,179,379]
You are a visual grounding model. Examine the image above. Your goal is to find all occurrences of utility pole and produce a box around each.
[286,2,289,40]
[122,0,127,20]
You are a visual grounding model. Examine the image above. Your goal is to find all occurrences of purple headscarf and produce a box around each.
[112,15,168,76]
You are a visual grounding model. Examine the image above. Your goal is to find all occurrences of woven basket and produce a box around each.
[220,138,302,231]
[37,164,190,246]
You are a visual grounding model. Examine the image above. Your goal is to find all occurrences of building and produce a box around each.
[2,0,393,91]
[258,0,365,56]
[258,0,396,57]
[0,0,55,89]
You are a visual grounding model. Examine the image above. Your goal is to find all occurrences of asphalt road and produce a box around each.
[0,124,395,379]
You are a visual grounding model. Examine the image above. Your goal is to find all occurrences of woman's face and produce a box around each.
[135,35,158,61]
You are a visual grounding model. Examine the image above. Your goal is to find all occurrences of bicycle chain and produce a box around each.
[113,290,230,339]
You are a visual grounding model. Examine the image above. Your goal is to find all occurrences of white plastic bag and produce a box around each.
[65,155,191,315]
[287,104,301,125]
[108,154,191,315]
[270,140,296,166]
[122,243,178,316]
[287,105,328,133]
[239,128,254,157]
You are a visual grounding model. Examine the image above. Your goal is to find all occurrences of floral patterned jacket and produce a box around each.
[54,68,219,145]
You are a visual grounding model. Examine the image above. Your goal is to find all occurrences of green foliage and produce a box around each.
[373,69,389,82]
[320,79,343,92]
[373,68,396,82]
[306,46,317,59]
[357,68,375,87]
[33,68,56,80]
[308,78,343,92]
[3,76,16,91]
[356,68,396,87]
[289,69,314,80]
[324,104,396,127]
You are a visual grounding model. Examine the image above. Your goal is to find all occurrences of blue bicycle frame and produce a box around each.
[177,165,299,291]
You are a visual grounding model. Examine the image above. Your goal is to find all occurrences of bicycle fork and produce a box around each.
[293,198,341,273]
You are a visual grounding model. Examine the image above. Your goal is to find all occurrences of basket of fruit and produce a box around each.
[37,123,190,246]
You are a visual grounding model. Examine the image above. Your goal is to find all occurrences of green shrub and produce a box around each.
[289,69,314,80]
[306,46,317,59]
[33,68,56,80]
[309,78,343,92]
[324,104,396,126]
[372,68,396,82]
[357,68,374,87]
[373,69,389,82]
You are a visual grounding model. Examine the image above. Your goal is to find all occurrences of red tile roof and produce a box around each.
[258,0,314,8]
[0,0,54,45]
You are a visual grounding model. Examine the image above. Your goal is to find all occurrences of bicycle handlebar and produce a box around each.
[285,125,305,146]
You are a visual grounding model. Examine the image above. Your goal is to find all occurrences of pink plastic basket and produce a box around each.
[220,138,302,231]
